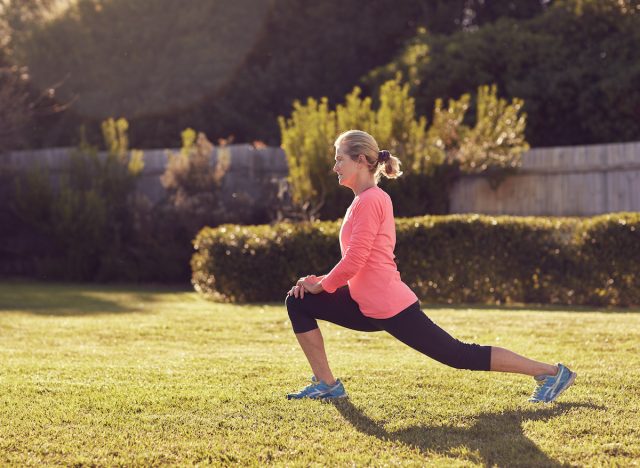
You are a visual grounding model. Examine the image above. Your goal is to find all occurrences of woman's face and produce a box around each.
[333,144,362,188]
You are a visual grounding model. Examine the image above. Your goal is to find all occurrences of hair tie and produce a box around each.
[378,150,390,163]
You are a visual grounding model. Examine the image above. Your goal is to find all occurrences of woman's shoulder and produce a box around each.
[359,185,391,203]
[354,186,392,212]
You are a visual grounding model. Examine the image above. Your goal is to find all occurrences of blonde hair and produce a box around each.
[334,130,402,183]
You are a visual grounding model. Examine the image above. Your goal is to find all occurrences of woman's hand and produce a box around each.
[287,275,324,298]
[296,275,317,287]
[301,279,324,295]
[287,283,305,299]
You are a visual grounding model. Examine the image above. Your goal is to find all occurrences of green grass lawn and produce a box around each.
[1,281,639,466]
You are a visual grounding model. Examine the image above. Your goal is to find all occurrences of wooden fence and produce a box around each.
[1,141,639,217]
[449,141,640,216]
[0,144,288,207]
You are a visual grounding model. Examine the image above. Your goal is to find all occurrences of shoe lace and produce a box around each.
[299,379,321,396]
[530,377,547,399]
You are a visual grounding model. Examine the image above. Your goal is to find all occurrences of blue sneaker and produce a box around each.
[528,363,576,403]
[286,376,348,400]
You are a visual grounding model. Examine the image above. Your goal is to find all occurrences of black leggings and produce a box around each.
[285,286,492,371]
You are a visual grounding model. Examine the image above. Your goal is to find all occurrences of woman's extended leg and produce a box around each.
[375,302,556,376]
[375,302,493,371]
[375,302,576,402]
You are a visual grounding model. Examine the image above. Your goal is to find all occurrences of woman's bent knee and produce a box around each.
[285,293,303,314]
[285,294,298,322]
[285,294,318,334]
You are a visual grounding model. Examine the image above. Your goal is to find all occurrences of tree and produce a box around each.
[0,0,70,152]
[0,0,60,48]
[10,0,551,149]
[366,0,640,146]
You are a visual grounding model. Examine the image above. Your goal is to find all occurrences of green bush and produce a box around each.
[191,212,640,307]
[577,214,640,306]
[192,222,340,302]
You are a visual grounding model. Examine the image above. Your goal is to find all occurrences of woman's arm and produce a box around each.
[319,197,383,293]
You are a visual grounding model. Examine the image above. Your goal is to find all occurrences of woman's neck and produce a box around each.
[352,176,376,196]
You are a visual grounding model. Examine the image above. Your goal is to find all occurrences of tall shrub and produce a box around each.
[278,98,337,220]
[12,118,146,280]
[160,129,229,234]
[279,77,528,219]
[144,129,232,281]
[423,84,529,189]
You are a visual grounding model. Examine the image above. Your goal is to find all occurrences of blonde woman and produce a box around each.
[285,129,576,402]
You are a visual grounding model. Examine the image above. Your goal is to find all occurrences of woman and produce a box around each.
[285,130,576,402]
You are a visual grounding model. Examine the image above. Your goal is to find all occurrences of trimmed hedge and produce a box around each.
[191,213,640,307]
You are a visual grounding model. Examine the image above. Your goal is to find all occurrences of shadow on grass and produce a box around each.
[332,400,599,467]
[0,280,192,316]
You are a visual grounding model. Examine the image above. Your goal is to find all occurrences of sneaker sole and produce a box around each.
[319,393,348,400]
[309,391,349,400]
[286,393,349,401]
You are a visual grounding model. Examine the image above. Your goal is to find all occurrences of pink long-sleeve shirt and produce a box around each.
[319,185,418,319]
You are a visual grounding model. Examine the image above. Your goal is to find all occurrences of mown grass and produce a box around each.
[1,280,639,466]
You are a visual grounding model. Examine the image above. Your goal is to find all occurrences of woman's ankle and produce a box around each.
[314,373,336,386]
